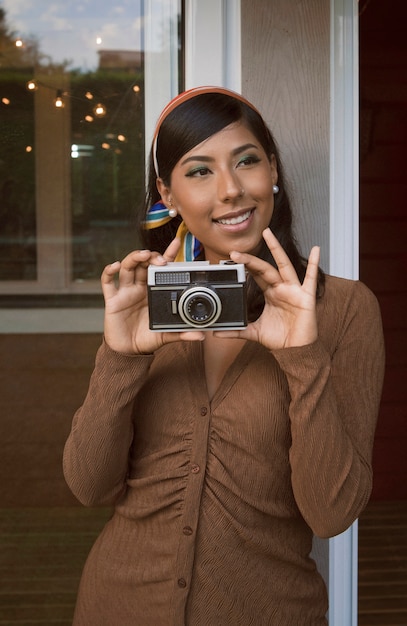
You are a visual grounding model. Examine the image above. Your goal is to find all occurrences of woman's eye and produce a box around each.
[186,166,210,177]
[237,155,260,167]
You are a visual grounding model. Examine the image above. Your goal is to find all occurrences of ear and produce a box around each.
[156,177,171,207]
[269,154,278,185]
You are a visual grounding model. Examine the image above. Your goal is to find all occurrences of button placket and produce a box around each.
[172,378,211,617]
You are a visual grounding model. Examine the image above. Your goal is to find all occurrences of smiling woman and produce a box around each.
[61,86,385,625]
[157,123,278,264]
[143,88,313,322]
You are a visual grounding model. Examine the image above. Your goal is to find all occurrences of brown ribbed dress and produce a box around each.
[63,275,385,625]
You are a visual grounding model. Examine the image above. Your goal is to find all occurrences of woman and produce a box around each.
[63,86,385,625]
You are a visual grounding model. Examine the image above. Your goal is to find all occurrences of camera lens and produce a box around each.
[188,296,214,322]
[178,287,222,327]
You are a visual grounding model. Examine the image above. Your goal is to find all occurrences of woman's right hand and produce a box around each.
[101,238,204,355]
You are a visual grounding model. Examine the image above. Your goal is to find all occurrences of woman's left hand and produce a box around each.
[220,228,320,350]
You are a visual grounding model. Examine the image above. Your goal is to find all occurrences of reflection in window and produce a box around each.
[69,57,145,281]
[0,1,182,291]
[0,10,36,280]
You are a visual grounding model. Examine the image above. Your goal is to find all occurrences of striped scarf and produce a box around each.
[143,202,202,262]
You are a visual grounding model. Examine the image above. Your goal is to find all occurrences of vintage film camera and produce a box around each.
[147,261,247,331]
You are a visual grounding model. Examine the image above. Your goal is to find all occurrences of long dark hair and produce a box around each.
[139,92,324,321]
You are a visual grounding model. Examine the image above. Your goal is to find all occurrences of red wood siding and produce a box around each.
[359,0,407,500]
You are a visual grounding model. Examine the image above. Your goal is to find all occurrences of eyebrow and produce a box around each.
[180,142,259,166]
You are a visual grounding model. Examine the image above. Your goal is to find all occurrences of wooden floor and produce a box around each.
[0,501,406,625]
[358,500,407,626]
[0,507,112,626]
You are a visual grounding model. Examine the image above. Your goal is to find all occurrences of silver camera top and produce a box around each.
[147,261,246,286]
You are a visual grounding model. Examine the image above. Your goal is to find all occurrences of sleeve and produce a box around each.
[63,341,154,506]
[272,281,385,538]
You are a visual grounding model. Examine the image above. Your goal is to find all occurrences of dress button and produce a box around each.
[183,526,193,536]
[178,578,187,588]
[200,406,208,416]
[191,464,200,474]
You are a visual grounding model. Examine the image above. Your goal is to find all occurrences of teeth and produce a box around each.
[217,210,251,225]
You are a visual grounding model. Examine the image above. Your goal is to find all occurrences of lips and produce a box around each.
[215,209,253,226]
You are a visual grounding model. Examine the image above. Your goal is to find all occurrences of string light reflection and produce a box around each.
[3,78,143,148]
[54,90,65,108]
[94,103,106,116]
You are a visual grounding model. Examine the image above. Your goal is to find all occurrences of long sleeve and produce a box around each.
[272,278,385,538]
[63,341,154,506]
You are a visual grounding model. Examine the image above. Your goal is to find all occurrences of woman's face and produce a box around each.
[157,122,278,263]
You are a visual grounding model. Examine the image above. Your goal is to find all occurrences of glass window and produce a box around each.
[0,0,182,302]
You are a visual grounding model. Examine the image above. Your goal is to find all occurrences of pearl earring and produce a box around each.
[273,185,279,194]
[168,201,177,218]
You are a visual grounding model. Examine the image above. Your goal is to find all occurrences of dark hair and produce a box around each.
[139,92,324,320]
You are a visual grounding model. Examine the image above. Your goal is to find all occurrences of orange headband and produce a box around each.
[152,85,262,176]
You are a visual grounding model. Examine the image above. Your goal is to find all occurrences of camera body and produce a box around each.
[147,261,247,331]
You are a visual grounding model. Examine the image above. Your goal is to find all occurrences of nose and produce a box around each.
[218,169,244,203]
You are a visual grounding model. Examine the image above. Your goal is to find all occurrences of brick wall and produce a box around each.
[0,334,102,506]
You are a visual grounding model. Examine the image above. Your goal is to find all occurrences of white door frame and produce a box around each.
[184,0,241,90]
[184,0,360,623]
[328,0,359,623]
